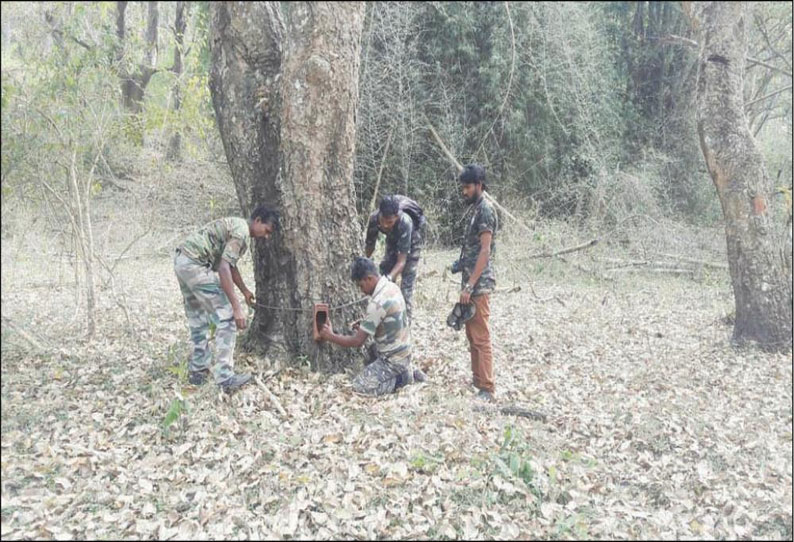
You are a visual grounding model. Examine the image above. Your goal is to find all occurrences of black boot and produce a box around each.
[219,373,252,394]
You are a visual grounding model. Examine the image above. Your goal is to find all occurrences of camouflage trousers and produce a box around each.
[380,242,424,326]
[353,343,413,396]
[173,251,236,384]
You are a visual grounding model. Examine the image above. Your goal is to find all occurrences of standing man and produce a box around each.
[364,195,427,324]
[174,205,279,393]
[454,164,498,401]
[319,257,420,396]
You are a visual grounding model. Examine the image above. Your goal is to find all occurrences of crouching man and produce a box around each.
[319,257,424,396]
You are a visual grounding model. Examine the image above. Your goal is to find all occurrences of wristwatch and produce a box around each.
[463,283,474,293]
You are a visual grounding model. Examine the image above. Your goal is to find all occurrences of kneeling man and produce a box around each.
[319,257,420,396]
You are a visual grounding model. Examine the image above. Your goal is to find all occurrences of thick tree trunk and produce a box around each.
[210,2,366,371]
[689,2,792,351]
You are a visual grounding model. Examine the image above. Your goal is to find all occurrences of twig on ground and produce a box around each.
[473,403,547,422]
[528,282,565,306]
[257,377,287,416]
[1,316,50,352]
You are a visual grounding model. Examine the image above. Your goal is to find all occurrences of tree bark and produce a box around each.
[210,2,366,371]
[167,1,187,160]
[688,1,792,351]
[117,1,159,114]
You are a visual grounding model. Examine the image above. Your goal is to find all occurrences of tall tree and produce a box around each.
[167,1,188,160]
[687,1,792,350]
[116,1,159,114]
[209,2,366,371]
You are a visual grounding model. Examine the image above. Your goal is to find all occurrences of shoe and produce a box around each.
[446,302,476,331]
[188,370,209,385]
[413,368,428,383]
[475,389,495,402]
[395,368,415,390]
[219,373,252,394]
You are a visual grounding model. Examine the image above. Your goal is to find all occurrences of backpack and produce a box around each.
[393,195,424,229]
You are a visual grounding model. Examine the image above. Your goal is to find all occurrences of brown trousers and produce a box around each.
[465,294,494,393]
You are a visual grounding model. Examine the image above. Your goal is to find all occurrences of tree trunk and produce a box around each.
[117,1,159,114]
[167,1,187,161]
[209,2,366,371]
[688,1,792,350]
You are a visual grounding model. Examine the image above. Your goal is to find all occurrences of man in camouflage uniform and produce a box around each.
[451,164,498,401]
[364,195,427,324]
[173,205,279,393]
[319,257,422,396]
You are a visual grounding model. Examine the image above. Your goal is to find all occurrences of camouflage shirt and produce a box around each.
[365,212,414,258]
[364,196,425,258]
[179,217,250,271]
[360,276,412,364]
[460,196,497,295]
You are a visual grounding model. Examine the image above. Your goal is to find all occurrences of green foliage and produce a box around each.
[410,450,444,473]
[494,424,542,500]
[162,398,186,433]
[164,342,188,381]
[356,2,636,241]
[1,1,790,241]
[354,2,791,237]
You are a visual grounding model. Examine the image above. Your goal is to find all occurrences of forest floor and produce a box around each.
[1,164,792,540]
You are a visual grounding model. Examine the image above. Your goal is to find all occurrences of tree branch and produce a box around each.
[652,35,793,77]
[746,56,793,77]
[744,85,792,108]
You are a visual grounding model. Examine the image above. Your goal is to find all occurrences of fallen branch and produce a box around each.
[607,267,694,276]
[257,377,287,416]
[598,257,696,270]
[528,239,598,259]
[648,252,728,270]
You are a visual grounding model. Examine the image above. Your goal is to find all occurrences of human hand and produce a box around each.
[244,290,255,308]
[349,319,361,331]
[459,289,472,305]
[319,320,333,340]
[233,306,247,330]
